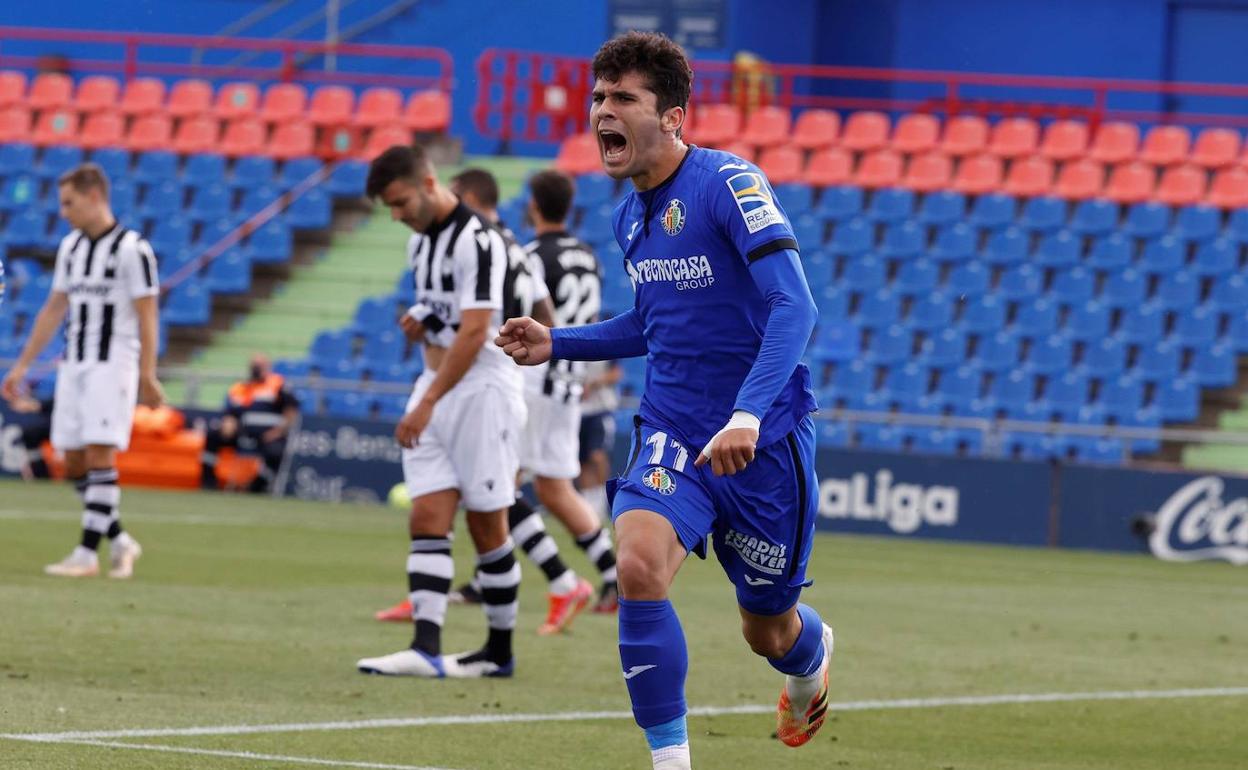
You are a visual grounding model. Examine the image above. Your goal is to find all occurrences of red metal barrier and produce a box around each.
[475,47,1248,144]
[0,26,453,92]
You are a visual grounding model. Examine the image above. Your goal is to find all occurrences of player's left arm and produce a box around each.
[125,237,165,408]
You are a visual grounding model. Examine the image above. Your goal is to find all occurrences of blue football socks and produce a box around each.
[767,603,825,678]
[618,598,689,745]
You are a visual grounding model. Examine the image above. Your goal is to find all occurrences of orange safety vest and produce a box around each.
[227,374,287,410]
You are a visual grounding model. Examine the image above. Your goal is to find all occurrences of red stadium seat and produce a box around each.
[0,70,26,108]
[74,75,120,113]
[270,120,315,160]
[757,145,803,185]
[126,113,172,152]
[360,124,412,161]
[901,151,952,192]
[32,108,80,146]
[1038,120,1088,161]
[120,78,166,116]
[791,109,839,150]
[1138,125,1191,166]
[1053,159,1104,200]
[840,111,890,152]
[854,149,903,188]
[740,106,791,149]
[29,72,73,112]
[951,153,1003,195]
[80,111,125,150]
[355,87,403,128]
[802,147,852,187]
[987,117,1040,158]
[309,86,355,126]
[168,79,213,119]
[221,118,267,157]
[1207,167,1248,208]
[1191,128,1241,169]
[554,132,599,175]
[719,140,756,164]
[405,90,451,133]
[686,103,740,147]
[1002,156,1054,197]
[892,113,940,154]
[216,82,260,120]
[260,83,308,124]
[941,115,989,156]
[0,106,32,143]
[1087,121,1139,164]
[1155,164,1206,206]
[1103,162,1155,204]
[172,116,219,154]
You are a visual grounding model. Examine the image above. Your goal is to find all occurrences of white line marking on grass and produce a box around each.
[6,686,1246,742]
[38,740,458,770]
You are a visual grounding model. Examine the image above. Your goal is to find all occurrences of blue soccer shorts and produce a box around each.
[608,414,818,616]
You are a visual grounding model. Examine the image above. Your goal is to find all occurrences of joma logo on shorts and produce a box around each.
[724,528,787,575]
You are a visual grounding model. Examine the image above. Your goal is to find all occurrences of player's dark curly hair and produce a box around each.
[592,31,692,115]
[528,170,574,224]
[365,144,432,199]
[450,168,500,210]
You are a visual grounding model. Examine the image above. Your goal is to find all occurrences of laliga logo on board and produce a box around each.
[817,469,959,534]
[1147,476,1248,565]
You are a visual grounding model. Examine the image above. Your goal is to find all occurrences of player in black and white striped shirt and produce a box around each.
[1,164,165,579]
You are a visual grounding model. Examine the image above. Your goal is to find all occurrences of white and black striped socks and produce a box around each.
[79,468,123,552]
[406,535,453,656]
[508,498,578,595]
[476,538,521,664]
[576,528,618,587]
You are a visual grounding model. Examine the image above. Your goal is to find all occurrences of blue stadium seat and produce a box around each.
[323,359,369,382]
[0,143,35,176]
[204,248,252,294]
[1065,300,1111,342]
[920,327,967,368]
[273,359,312,379]
[277,157,323,191]
[90,147,131,181]
[1099,373,1145,420]
[309,330,355,369]
[1069,199,1118,236]
[1051,266,1095,306]
[816,421,850,448]
[1,173,41,213]
[803,254,835,289]
[1015,297,1060,339]
[844,255,886,293]
[1157,376,1199,421]
[1155,270,1198,310]
[812,321,859,363]
[856,423,904,451]
[878,221,924,260]
[1081,336,1127,380]
[134,150,178,186]
[375,394,409,420]
[830,360,872,402]
[977,329,1021,372]
[916,190,965,226]
[288,187,332,229]
[1087,233,1132,270]
[162,280,211,326]
[188,183,232,223]
[139,179,184,220]
[12,274,52,312]
[157,248,195,282]
[990,369,1034,411]
[1174,304,1219,348]
[110,177,137,220]
[1171,205,1220,243]
[865,188,914,223]
[371,362,417,383]
[231,156,277,190]
[1028,333,1073,375]
[1076,437,1125,465]
[184,153,228,185]
[2,209,48,252]
[815,186,864,222]
[1119,301,1167,345]
[323,391,372,419]
[1211,274,1248,312]
[1100,267,1146,309]
[1034,229,1080,268]
[1008,432,1058,461]
[247,219,293,264]
[894,258,938,296]
[353,296,396,333]
[967,193,1016,230]
[773,183,813,213]
[1135,338,1181,382]
[938,365,984,410]
[326,159,368,198]
[930,222,975,262]
[866,324,911,364]
[1228,208,1248,244]
[1139,234,1184,274]
[856,288,900,328]
[981,226,1027,266]
[36,145,84,180]
[911,427,958,456]
[1228,309,1248,353]
[1192,238,1236,276]
[960,294,1006,334]
[1046,371,1089,416]
[148,216,192,255]
[883,362,928,407]
[1119,406,1162,454]
[1193,344,1236,387]
[603,279,635,315]
[1122,202,1171,239]
[829,217,872,256]
[945,261,988,297]
[362,330,407,366]
[791,214,824,247]
[909,291,953,331]
[1018,196,1066,232]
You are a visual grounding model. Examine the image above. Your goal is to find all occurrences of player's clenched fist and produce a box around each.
[494,317,553,366]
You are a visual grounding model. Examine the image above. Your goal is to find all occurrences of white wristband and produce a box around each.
[699,410,761,458]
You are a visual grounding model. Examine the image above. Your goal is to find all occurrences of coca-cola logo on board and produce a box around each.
[1148,476,1248,565]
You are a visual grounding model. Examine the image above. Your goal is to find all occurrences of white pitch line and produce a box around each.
[47,739,458,770]
[6,686,1246,743]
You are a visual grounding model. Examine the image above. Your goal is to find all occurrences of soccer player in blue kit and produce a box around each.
[496,32,833,769]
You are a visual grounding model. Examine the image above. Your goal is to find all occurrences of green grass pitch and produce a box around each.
[0,478,1245,769]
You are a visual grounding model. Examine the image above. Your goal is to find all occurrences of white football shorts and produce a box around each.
[51,359,140,451]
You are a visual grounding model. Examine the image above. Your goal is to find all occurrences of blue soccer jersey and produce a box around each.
[610,146,817,451]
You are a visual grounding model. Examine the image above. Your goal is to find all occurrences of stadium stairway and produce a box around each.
[1182,378,1248,471]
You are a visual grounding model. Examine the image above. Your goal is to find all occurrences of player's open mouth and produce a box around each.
[599,130,628,163]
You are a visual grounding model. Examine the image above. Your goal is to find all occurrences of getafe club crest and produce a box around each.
[662,199,686,236]
[642,466,677,495]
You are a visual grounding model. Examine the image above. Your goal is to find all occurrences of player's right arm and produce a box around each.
[0,289,69,401]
